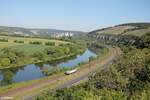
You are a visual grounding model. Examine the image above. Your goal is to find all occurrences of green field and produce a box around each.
[0,35,69,53]
[0,42,21,48]
[6,44,51,54]
[0,35,68,48]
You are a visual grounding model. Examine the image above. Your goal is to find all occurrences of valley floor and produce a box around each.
[0,47,120,100]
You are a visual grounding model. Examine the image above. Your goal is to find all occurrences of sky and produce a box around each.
[0,0,150,31]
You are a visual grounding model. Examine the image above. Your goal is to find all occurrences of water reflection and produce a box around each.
[0,49,97,85]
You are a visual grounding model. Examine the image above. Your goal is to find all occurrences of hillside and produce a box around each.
[89,23,150,37]
[0,26,84,37]
[36,28,150,100]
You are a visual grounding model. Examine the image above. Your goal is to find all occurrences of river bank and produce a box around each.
[0,47,119,99]
[0,45,85,70]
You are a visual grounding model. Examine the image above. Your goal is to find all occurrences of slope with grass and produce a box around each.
[89,23,150,37]
[123,27,150,36]
[36,27,150,100]
[96,25,135,35]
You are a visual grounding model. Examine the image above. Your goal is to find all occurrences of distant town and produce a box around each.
[51,32,73,38]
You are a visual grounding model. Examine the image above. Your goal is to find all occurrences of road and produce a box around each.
[55,47,120,89]
[0,47,120,100]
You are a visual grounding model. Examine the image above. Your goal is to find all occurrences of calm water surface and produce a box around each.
[0,49,97,85]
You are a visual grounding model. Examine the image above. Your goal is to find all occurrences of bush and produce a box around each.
[29,41,42,45]
[0,58,10,66]
[45,42,55,46]
[0,38,8,42]
[141,32,150,48]
[36,44,150,100]
[1,70,14,85]
[14,40,24,43]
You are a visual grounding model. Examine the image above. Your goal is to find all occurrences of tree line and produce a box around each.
[0,38,56,46]
[0,43,85,69]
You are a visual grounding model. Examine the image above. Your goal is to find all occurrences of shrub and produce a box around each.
[14,40,24,43]
[0,38,8,42]
[45,42,55,46]
[0,58,11,66]
[29,41,42,45]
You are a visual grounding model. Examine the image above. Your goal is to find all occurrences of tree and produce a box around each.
[142,32,150,48]
[33,52,46,61]
[29,41,42,45]
[45,42,55,46]
[0,58,10,66]
[1,70,14,85]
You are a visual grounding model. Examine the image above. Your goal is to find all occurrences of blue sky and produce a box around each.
[0,0,150,31]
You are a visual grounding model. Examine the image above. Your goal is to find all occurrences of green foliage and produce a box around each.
[8,44,50,55]
[0,41,85,69]
[0,38,8,42]
[14,40,24,43]
[42,67,62,76]
[141,32,150,48]
[37,87,94,100]
[0,70,14,85]
[41,25,150,100]
[36,85,126,100]
[0,58,10,67]
[87,66,127,90]
[29,41,42,45]
[32,51,46,61]
[45,42,55,46]
[36,41,150,100]
[97,88,126,100]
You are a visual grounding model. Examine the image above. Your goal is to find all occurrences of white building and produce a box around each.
[51,32,74,38]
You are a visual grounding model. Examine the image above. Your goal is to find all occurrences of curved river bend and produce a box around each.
[0,49,97,85]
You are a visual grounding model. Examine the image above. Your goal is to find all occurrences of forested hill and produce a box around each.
[89,22,150,37]
[0,26,84,36]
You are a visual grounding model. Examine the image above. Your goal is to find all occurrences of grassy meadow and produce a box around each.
[0,35,68,45]
[0,35,69,53]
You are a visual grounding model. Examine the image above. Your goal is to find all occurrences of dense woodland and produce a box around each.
[36,33,150,100]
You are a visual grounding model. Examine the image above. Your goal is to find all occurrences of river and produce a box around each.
[0,49,97,85]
